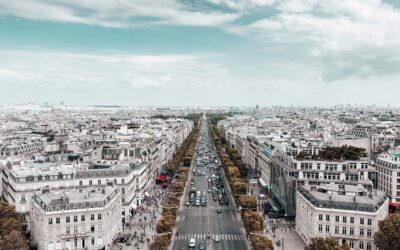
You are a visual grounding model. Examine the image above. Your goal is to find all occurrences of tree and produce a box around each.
[0,230,27,250]
[374,213,400,250]
[150,234,171,250]
[305,237,343,250]
[242,211,263,233]
[0,202,27,250]
[250,235,274,250]
[238,196,257,210]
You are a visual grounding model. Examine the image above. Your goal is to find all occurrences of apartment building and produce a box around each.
[375,153,400,203]
[296,183,388,250]
[30,186,122,250]
[1,159,148,231]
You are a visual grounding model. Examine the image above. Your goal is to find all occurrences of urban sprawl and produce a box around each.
[1,104,399,250]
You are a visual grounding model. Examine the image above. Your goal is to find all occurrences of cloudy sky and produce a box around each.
[1,0,400,107]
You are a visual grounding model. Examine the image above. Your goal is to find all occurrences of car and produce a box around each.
[185,200,190,206]
[217,208,222,213]
[196,200,201,206]
[189,238,196,248]
[199,241,206,250]
[214,236,220,242]
[208,189,211,193]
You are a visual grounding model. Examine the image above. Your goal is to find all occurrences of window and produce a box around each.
[79,180,83,186]
[82,226,86,233]
[66,216,70,223]
[367,242,371,250]
[74,226,78,234]
[367,229,372,238]
[21,194,26,203]
[89,180,92,186]
[49,218,53,224]
[91,225,95,232]
[335,226,339,234]
[342,227,347,235]
[326,215,330,221]
[343,216,347,223]
[91,214,95,221]
[56,218,60,224]
[98,223,102,231]
[81,215,85,222]
[48,229,53,237]
[74,216,78,222]
[350,227,354,236]
[98,180,101,185]
[360,228,364,236]
[114,179,117,184]
[98,214,102,220]
[66,227,70,235]
[360,218,364,224]
[335,216,339,222]
[359,241,364,249]
[349,240,354,248]
[91,238,95,245]
[319,214,323,221]
[367,219,372,225]
[350,217,354,223]
[325,225,330,233]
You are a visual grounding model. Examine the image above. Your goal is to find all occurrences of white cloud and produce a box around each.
[245,0,400,80]
[0,49,237,94]
[0,0,239,28]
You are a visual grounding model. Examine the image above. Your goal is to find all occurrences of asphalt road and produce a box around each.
[172,118,248,250]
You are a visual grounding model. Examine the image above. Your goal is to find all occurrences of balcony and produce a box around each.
[61,232,89,239]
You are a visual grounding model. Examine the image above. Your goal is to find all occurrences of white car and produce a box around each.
[214,236,221,242]
[189,238,196,248]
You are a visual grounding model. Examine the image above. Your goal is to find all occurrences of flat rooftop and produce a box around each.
[298,183,388,213]
[32,186,119,212]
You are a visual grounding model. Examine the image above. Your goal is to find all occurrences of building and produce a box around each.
[296,183,388,250]
[375,153,400,203]
[1,159,147,231]
[30,186,122,250]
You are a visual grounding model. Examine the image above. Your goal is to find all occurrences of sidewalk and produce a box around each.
[111,185,166,250]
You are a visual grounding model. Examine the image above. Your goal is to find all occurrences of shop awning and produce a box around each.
[389,202,398,207]
[259,178,268,187]
[268,198,280,212]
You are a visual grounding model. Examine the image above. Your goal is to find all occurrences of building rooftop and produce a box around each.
[32,186,120,212]
[298,183,388,213]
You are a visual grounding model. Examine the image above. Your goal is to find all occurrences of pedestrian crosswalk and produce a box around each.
[183,205,231,210]
[176,233,245,241]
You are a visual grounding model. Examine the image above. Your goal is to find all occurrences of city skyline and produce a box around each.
[1,0,400,106]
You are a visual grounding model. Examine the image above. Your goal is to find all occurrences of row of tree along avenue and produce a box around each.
[209,123,274,250]
[149,114,201,250]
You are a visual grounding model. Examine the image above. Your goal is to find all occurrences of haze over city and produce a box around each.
[1,0,400,106]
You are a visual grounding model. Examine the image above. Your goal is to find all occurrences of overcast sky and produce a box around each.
[1,0,400,107]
